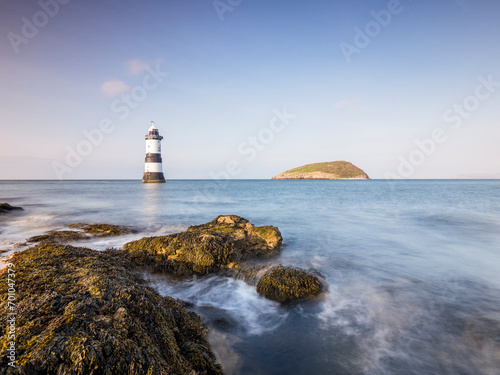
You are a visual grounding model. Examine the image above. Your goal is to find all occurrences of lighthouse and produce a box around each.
[142,121,166,183]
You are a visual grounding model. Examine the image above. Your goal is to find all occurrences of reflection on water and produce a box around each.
[142,183,164,225]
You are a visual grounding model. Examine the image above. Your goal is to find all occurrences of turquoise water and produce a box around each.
[1,180,500,374]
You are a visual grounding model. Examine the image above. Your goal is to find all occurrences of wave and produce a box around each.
[148,275,288,336]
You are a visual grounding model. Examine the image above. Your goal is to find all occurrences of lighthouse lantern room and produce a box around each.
[142,121,166,183]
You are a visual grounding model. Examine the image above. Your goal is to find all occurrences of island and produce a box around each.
[272,161,370,180]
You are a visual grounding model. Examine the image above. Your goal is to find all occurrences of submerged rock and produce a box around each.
[0,244,222,375]
[0,203,23,214]
[27,223,134,244]
[256,265,323,303]
[68,223,135,237]
[27,230,89,243]
[124,215,282,276]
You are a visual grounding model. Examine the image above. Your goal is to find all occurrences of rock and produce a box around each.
[272,161,370,180]
[0,203,23,214]
[69,223,136,237]
[124,215,282,276]
[187,215,282,259]
[256,265,323,303]
[0,244,222,375]
[27,223,134,244]
[28,230,89,243]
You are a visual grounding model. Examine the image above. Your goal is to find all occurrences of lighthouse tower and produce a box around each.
[142,121,166,183]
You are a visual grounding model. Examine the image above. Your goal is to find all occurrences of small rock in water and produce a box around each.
[256,265,323,303]
[0,203,23,214]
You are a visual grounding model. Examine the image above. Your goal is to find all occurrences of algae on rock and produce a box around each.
[27,223,134,244]
[124,215,282,276]
[0,244,222,375]
[68,223,135,237]
[256,265,323,303]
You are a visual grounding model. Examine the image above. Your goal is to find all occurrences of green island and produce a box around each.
[272,161,369,180]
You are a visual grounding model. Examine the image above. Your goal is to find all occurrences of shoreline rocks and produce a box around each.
[124,215,323,304]
[0,244,222,375]
[1,215,326,373]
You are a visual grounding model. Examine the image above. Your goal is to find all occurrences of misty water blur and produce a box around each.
[1,179,499,374]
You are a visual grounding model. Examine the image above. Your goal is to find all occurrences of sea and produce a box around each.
[1,179,499,375]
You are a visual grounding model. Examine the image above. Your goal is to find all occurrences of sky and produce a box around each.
[0,0,499,179]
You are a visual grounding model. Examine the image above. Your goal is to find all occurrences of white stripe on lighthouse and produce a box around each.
[144,163,163,173]
[146,139,161,153]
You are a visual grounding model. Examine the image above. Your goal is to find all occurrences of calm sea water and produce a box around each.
[1,180,500,375]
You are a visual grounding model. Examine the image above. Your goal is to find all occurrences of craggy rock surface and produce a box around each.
[256,265,323,303]
[0,203,23,214]
[0,244,222,375]
[124,215,282,276]
[27,230,89,243]
[68,223,135,237]
[27,223,134,244]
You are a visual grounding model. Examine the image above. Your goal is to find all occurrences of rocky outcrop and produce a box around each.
[123,216,325,304]
[187,215,282,259]
[27,223,134,244]
[0,203,23,214]
[256,265,323,303]
[68,223,135,237]
[272,161,369,180]
[0,244,222,375]
[124,215,282,276]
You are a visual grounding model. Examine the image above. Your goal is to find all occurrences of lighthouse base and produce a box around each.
[142,172,166,183]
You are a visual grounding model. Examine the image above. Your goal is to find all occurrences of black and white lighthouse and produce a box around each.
[142,121,166,183]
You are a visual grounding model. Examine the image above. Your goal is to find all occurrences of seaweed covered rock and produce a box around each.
[68,223,135,237]
[256,265,323,303]
[124,230,235,276]
[27,223,134,244]
[27,230,89,243]
[124,215,282,276]
[0,203,23,214]
[0,244,222,375]
[188,215,282,259]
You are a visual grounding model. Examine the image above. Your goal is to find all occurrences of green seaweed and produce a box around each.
[0,244,222,375]
[27,230,89,243]
[124,215,282,276]
[27,223,134,244]
[69,223,135,237]
[256,265,323,303]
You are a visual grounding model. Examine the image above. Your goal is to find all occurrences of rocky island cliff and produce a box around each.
[272,161,369,180]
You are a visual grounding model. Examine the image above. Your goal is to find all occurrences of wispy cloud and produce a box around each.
[335,98,360,110]
[100,80,131,97]
[126,59,150,75]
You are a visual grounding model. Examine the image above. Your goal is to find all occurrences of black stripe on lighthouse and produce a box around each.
[142,172,165,183]
[145,154,162,163]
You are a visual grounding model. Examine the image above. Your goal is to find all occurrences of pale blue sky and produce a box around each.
[1,0,499,179]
